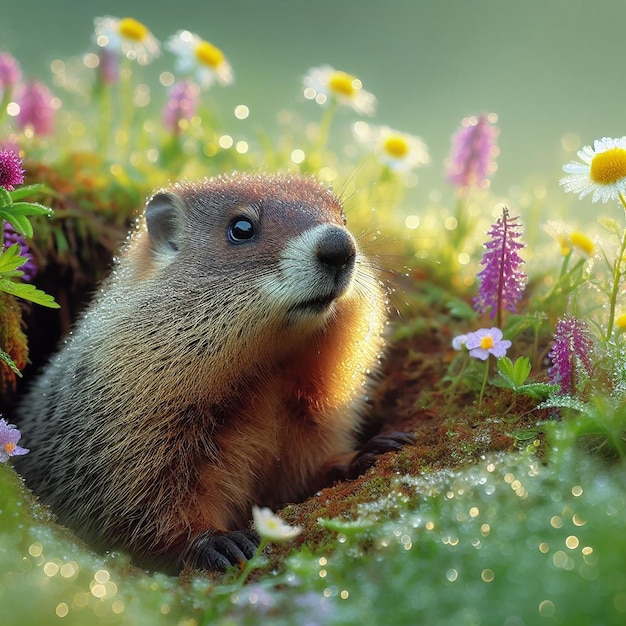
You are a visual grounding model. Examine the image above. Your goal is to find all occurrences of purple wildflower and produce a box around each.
[3,221,36,281]
[162,80,200,133]
[98,47,120,85]
[452,333,469,350]
[474,207,526,327]
[15,81,56,136]
[548,315,594,395]
[446,114,498,189]
[0,417,29,461]
[0,52,21,92]
[464,327,511,361]
[0,149,24,191]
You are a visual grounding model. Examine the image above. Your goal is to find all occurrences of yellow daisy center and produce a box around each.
[4,442,15,454]
[328,71,358,97]
[383,135,410,159]
[480,336,495,350]
[570,231,593,255]
[590,147,626,185]
[195,41,225,68]
[616,313,626,330]
[118,18,149,42]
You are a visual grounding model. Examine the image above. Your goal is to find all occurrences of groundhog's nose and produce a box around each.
[316,227,356,273]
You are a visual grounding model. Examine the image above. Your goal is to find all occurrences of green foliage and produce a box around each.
[496,356,558,400]
[3,424,626,626]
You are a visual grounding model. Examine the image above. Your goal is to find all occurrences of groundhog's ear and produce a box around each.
[145,192,185,253]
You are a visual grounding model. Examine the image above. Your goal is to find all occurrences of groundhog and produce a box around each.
[16,172,413,573]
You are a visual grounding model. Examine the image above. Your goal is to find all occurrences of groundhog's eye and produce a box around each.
[228,217,256,243]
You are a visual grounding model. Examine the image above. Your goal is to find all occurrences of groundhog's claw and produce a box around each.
[183,529,261,571]
[347,431,416,478]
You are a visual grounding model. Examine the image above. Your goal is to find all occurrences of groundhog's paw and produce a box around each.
[348,431,416,478]
[184,529,261,571]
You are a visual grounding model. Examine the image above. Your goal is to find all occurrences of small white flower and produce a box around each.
[166,30,233,88]
[354,123,430,172]
[560,136,626,203]
[252,506,303,542]
[303,65,375,116]
[93,16,160,65]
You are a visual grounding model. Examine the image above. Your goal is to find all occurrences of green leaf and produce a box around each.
[512,356,532,385]
[516,382,560,400]
[597,216,624,237]
[0,245,28,274]
[0,211,33,237]
[8,183,49,201]
[447,298,476,320]
[5,201,53,218]
[507,428,541,441]
[0,187,10,208]
[497,356,517,388]
[0,347,21,377]
[538,395,588,412]
[0,278,60,308]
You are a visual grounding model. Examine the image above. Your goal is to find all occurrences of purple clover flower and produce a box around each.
[15,81,56,136]
[446,114,498,189]
[548,315,594,395]
[0,417,29,461]
[0,149,24,191]
[3,221,36,281]
[474,207,526,327]
[162,80,200,133]
[461,327,511,361]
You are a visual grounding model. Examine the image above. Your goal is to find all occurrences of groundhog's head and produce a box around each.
[137,173,377,334]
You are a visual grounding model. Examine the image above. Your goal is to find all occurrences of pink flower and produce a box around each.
[15,81,56,136]
[162,80,200,133]
[0,149,24,191]
[446,114,498,189]
[0,417,29,462]
[463,328,511,361]
[0,52,21,91]
[548,316,593,395]
[97,48,120,85]
[474,207,526,327]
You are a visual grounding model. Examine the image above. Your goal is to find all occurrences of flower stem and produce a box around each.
[235,538,268,587]
[313,99,338,154]
[478,358,490,409]
[605,192,626,341]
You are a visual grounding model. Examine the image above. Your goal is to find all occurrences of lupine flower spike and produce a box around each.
[446,114,499,190]
[474,207,527,328]
[162,80,200,134]
[548,315,594,395]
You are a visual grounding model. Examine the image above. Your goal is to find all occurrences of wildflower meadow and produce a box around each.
[1,8,626,626]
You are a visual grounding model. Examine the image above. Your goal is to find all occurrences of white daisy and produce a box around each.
[303,65,376,116]
[354,123,430,172]
[93,16,160,65]
[560,136,626,203]
[252,506,303,542]
[166,31,233,88]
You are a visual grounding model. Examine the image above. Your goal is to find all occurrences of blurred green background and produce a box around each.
[2,0,625,205]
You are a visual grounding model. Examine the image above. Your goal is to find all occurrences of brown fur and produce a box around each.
[16,173,386,571]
